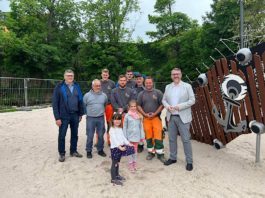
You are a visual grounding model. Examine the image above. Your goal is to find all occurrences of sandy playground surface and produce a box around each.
[0,107,265,198]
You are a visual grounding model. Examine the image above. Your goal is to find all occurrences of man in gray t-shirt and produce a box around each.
[111,75,136,114]
[137,77,165,163]
[100,69,115,146]
[83,79,108,159]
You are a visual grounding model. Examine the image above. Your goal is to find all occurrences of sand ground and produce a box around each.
[0,107,265,198]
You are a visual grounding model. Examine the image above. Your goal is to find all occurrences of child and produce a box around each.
[109,113,135,186]
[123,100,145,172]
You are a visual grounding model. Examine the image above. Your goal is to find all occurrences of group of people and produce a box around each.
[52,67,195,186]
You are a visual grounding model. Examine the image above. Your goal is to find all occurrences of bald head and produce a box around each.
[92,79,101,92]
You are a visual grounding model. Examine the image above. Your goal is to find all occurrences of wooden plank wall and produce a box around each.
[191,52,265,145]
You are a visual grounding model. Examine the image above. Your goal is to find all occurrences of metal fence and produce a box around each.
[0,77,91,111]
[0,77,170,111]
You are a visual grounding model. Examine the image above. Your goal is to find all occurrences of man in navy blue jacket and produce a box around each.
[52,69,84,162]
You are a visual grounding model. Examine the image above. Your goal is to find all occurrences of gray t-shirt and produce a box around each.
[101,79,115,103]
[83,90,107,117]
[137,89,163,113]
[111,87,136,112]
[126,80,136,89]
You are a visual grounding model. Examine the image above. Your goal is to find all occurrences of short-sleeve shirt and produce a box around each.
[137,89,163,113]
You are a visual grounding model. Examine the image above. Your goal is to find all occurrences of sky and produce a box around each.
[0,0,213,42]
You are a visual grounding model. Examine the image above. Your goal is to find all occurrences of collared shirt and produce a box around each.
[67,83,74,93]
[83,90,108,117]
[162,81,185,115]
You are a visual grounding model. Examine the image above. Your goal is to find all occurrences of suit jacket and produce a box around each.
[162,81,195,124]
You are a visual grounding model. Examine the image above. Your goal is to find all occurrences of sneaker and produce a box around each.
[137,145,144,153]
[186,163,193,171]
[87,152,92,159]
[70,151,83,158]
[111,179,123,186]
[157,154,166,163]
[59,154,65,162]
[164,159,177,166]
[116,175,126,181]
[98,150,107,157]
[146,152,155,160]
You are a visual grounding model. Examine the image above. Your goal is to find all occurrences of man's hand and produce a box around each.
[148,112,155,118]
[167,106,175,112]
[174,106,180,111]
[79,116,82,122]
[56,119,62,127]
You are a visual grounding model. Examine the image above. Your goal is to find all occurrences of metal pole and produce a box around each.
[24,78,28,107]
[240,0,244,48]
[256,134,261,163]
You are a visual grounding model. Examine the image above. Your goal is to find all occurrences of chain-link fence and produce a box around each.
[0,77,169,111]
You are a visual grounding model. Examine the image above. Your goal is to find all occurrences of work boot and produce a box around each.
[146,152,155,160]
[157,154,166,163]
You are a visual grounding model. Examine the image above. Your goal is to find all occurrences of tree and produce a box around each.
[147,0,196,40]
[81,0,139,43]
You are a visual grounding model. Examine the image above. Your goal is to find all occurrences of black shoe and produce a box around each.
[157,154,166,163]
[116,175,126,181]
[98,150,106,157]
[59,154,65,162]
[164,159,177,166]
[137,145,144,153]
[146,152,155,160]
[87,152,92,159]
[111,179,123,186]
[70,151,83,158]
[186,163,193,171]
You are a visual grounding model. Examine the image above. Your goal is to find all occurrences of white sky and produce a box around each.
[0,0,213,42]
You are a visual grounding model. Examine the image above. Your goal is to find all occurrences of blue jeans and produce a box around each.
[58,113,79,155]
[86,116,105,152]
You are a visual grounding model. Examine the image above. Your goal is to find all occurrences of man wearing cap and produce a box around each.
[134,73,145,153]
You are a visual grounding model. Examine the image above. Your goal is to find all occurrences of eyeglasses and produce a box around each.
[65,75,74,77]
[171,73,181,76]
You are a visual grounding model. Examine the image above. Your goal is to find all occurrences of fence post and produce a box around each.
[24,78,28,107]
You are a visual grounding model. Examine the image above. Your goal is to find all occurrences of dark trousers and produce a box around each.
[111,159,120,180]
[58,113,79,155]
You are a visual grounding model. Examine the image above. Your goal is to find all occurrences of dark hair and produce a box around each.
[126,69,133,73]
[145,76,153,81]
[111,113,123,127]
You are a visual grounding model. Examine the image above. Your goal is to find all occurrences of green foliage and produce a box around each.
[0,0,264,84]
